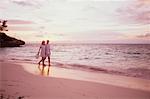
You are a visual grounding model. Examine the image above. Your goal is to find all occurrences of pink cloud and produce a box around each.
[6,19,34,24]
[136,33,150,38]
[9,26,35,31]
[0,6,6,10]
[117,0,150,24]
[0,19,35,31]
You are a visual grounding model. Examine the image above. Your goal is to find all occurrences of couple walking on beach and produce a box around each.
[38,40,51,66]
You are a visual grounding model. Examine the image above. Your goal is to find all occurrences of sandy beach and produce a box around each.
[0,61,150,99]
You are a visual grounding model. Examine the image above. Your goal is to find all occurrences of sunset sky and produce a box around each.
[0,0,150,43]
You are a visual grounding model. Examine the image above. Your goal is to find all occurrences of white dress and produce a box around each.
[45,44,51,57]
[40,45,46,58]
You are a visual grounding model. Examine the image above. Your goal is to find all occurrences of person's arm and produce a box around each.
[38,46,41,55]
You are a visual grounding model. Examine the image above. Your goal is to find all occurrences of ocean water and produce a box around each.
[0,43,150,79]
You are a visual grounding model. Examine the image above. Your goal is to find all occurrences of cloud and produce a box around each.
[9,26,35,31]
[11,0,34,6]
[0,19,35,31]
[10,0,46,7]
[0,6,6,10]
[6,19,34,24]
[68,30,124,41]
[117,0,150,24]
[0,1,8,10]
[136,33,150,38]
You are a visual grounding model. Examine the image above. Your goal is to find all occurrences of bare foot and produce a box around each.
[43,64,46,66]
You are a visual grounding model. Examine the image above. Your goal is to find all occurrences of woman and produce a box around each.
[38,40,46,66]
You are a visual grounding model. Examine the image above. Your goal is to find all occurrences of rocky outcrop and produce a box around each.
[0,32,25,47]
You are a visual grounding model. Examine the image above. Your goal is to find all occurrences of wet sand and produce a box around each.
[0,61,150,99]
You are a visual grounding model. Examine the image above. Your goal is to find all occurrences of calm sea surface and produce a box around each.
[0,43,150,79]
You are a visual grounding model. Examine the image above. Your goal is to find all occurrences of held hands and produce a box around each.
[36,51,40,59]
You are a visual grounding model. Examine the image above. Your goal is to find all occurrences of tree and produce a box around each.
[0,20,8,32]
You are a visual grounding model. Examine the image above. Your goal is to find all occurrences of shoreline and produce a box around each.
[0,61,150,99]
[21,62,150,92]
[2,59,150,80]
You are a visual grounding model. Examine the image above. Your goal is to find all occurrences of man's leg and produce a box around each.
[48,56,50,66]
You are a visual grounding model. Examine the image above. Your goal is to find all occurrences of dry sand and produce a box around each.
[0,61,150,99]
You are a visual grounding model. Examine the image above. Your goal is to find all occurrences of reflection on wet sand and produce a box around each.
[21,63,150,92]
[38,65,51,76]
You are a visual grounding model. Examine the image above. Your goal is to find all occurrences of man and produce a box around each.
[45,40,51,66]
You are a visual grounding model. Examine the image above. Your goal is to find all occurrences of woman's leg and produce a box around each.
[38,58,42,65]
[42,57,46,66]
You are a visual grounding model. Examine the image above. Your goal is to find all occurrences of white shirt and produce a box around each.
[45,44,51,56]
